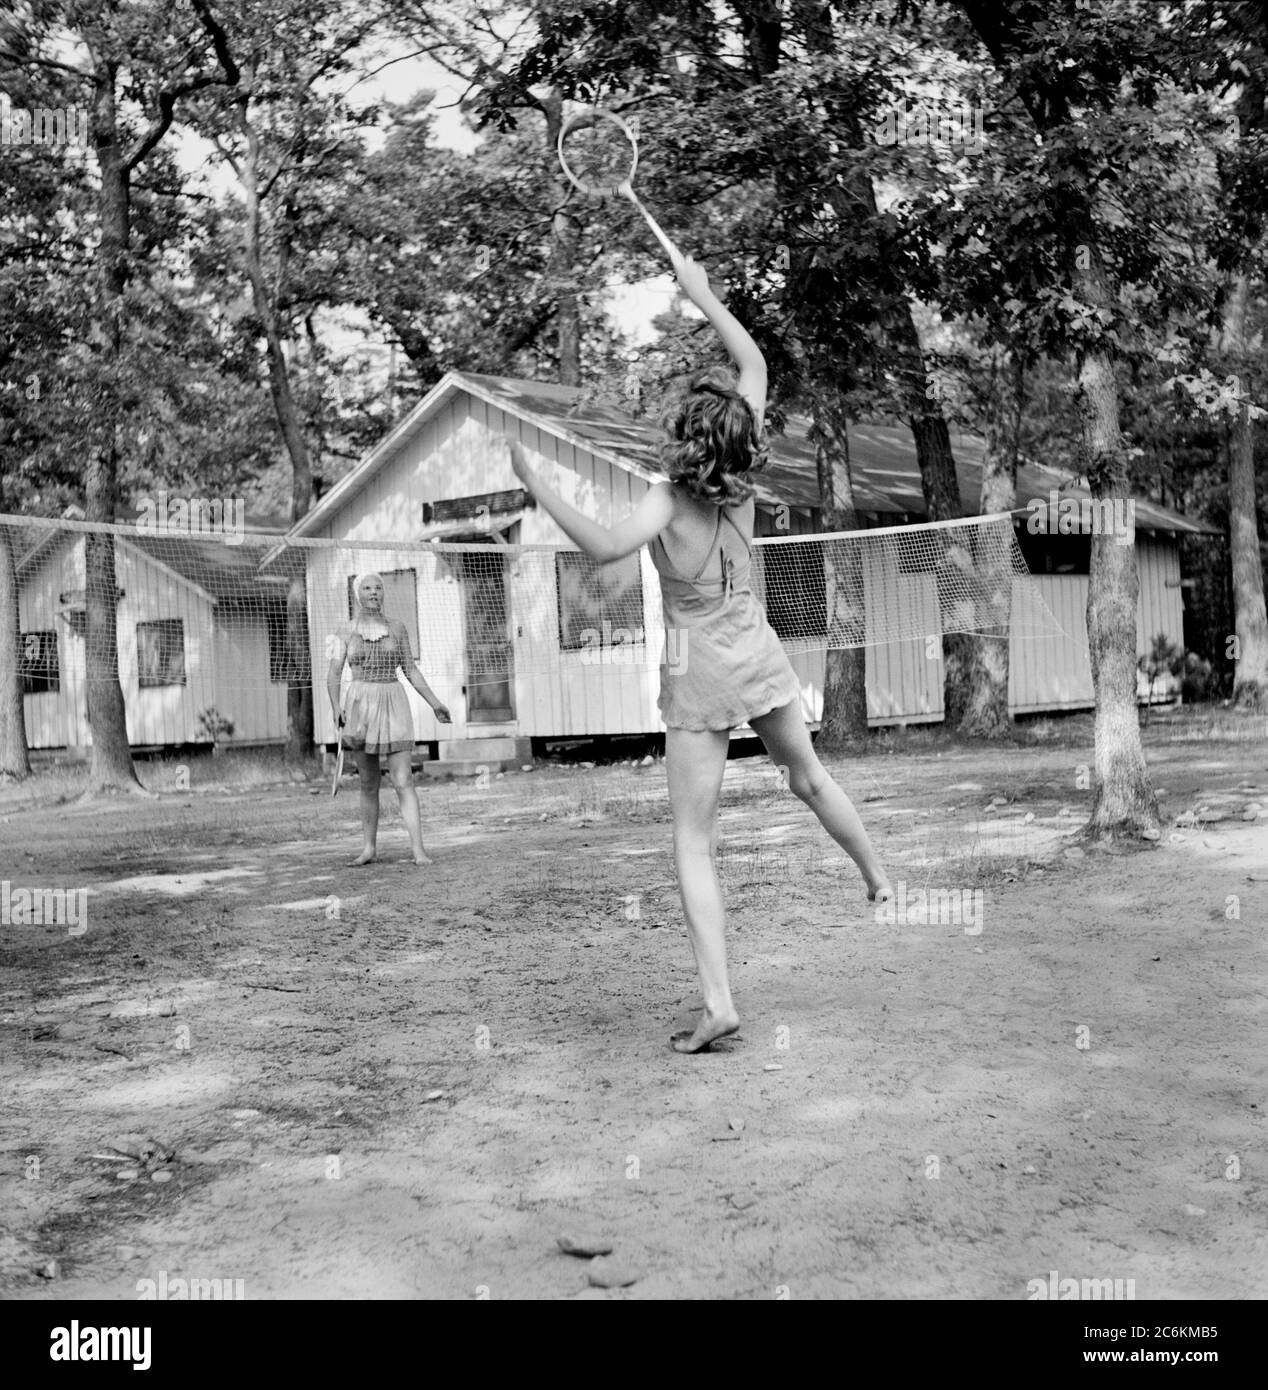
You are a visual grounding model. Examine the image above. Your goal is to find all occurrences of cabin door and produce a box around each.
[455,536,515,724]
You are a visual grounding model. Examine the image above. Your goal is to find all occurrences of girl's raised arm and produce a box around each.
[673,255,767,430]
[509,443,674,562]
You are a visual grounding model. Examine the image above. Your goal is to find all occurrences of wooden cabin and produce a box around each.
[17,522,292,753]
[268,372,1215,762]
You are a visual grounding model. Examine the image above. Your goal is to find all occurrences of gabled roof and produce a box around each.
[14,511,301,604]
[16,524,216,608]
[125,532,299,604]
[275,370,1217,545]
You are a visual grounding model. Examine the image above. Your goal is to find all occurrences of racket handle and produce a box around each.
[622,186,683,266]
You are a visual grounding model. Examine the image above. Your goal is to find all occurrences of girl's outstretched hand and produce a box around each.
[674,254,711,302]
[508,441,533,485]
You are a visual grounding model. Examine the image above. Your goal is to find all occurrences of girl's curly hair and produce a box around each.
[658,365,768,506]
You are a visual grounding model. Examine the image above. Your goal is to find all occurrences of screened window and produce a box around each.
[556,553,644,651]
[761,544,827,642]
[137,619,186,687]
[20,630,60,694]
[1016,525,1091,575]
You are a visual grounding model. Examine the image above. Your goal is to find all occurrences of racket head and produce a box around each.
[557,108,639,198]
[331,734,344,797]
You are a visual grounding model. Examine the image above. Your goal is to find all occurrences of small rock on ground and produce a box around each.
[557,1234,614,1258]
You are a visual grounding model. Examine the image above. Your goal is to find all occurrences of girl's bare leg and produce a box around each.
[387,750,431,864]
[353,752,381,865]
[665,726,739,1053]
[748,700,891,900]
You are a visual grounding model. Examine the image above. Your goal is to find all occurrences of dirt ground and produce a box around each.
[2,716,1266,1301]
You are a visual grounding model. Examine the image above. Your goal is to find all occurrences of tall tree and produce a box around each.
[811,391,870,742]
[0,0,237,793]
[955,0,1188,837]
[1211,6,1268,708]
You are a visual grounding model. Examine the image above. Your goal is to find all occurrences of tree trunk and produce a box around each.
[954,6,1158,834]
[958,350,1022,736]
[0,523,31,780]
[1221,275,1268,708]
[1074,238,1157,837]
[904,370,972,727]
[542,91,581,385]
[239,98,315,762]
[85,59,143,794]
[811,392,868,748]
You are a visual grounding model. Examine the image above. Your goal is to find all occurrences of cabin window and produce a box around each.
[762,544,828,641]
[137,619,187,687]
[556,553,645,651]
[1016,526,1091,575]
[20,631,60,694]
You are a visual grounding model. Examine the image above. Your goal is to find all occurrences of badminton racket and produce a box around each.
[557,108,683,266]
[331,720,345,798]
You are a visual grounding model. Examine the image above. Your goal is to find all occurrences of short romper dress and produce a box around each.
[650,506,802,732]
[341,624,416,756]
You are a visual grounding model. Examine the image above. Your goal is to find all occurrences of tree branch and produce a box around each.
[124,0,240,173]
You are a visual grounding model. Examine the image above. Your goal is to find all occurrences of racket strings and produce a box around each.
[559,113,637,196]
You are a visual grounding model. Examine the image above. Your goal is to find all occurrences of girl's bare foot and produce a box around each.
[351,848,376,866]
[412,851,434,866]
[671,1007,741,1054]
[866,873,893,904]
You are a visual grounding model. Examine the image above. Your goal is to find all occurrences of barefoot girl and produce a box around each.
[509,255,892,1053]
[327,572,451,866]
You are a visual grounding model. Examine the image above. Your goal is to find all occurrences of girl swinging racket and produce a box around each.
[509,256,892,1053]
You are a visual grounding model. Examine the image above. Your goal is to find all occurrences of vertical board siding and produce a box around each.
[1136,535,1184,653]
[863,556,943,721]
[1009,575,1093,711]
[20,537,230,748]
[213,613,287,742]
[18,535,83,748]
[509,420,662,737]
[116,543,216,746]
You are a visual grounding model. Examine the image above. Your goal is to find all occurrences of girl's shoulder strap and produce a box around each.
[719,502,753,553]
[689,505,727,580]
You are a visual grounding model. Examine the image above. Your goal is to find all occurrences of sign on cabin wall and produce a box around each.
[422,489,533,526]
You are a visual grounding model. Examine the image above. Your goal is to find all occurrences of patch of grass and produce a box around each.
[1141,705,1268,743]
[139,748,314,792]
[0,748,319,813]
[0,762,88,810]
